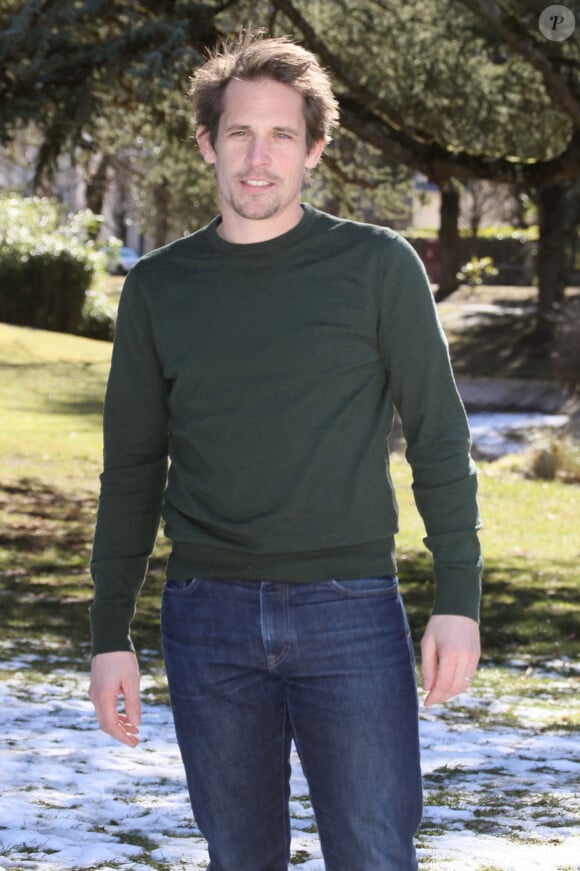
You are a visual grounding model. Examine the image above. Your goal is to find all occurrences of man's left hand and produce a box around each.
[420,614,480,707]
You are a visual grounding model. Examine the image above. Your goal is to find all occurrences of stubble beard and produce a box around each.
[230,179,283,222]
[217,165,308,224]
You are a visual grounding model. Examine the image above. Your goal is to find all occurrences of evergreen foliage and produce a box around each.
[1,0,579,318]
[264,0,580,185]
[2,1,579,188]
[0,0,228,181]
[232,0,580,306]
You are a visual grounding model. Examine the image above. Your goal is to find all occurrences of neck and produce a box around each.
[217,205,304,244]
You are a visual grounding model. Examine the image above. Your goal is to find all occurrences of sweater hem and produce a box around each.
[166,538,397,584]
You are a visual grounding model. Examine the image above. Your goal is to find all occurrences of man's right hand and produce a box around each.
[89,651,141,747]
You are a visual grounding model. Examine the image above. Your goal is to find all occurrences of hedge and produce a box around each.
[0,195,96,333]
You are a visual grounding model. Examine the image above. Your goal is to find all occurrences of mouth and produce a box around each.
[240,178,275,189]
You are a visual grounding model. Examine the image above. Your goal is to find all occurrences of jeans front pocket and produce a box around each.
[328,575,398,598]
[164,576,200,596]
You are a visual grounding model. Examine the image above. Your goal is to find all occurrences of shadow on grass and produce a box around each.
[447,309,552,381]
[0,360,107,417]
[0,479,577,669]
[399,550,578,664]
[0,479,167,668]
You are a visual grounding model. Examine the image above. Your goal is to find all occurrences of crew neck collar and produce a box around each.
[205,204,317,257]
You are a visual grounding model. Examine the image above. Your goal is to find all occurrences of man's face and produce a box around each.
[196,77,324,243]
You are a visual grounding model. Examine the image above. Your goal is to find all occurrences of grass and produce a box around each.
[1,305,576,871]
[391,456,579,663]
[0,322,111,487]
[0,320,578,672]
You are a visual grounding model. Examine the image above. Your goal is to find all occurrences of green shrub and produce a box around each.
[525,435,580,483]
[457,256,498,287]
[0,194,97,334]
[406,224,538,241]
[79,288,116,341]
[406,224,536,285]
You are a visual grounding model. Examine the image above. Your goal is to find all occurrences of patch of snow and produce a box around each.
[468,411,569,458]
[0,663,578,871]
[420,832,580,871]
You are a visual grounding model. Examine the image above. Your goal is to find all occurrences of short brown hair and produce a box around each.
[189,30,339,152]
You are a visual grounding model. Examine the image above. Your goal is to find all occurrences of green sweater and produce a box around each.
[90,205,482,655]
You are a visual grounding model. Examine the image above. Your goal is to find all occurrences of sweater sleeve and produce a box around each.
[90,270,169,655]
[378,236,482,621]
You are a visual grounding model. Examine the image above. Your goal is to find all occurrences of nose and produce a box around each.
[245,135,271,166]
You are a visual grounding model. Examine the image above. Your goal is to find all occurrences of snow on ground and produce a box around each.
[467,412,569,458]
[0,651,579,871]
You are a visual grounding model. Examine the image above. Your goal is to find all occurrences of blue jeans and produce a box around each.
[161,576,422,871]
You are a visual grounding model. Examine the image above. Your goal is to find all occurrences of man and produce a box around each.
[89,31,482,871]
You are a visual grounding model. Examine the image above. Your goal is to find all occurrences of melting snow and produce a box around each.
[0,658,578,871]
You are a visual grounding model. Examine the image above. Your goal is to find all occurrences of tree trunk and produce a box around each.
[153,182,170,249]
[84,154,111,219]
[536,182,567,337]
[436,182,460,300]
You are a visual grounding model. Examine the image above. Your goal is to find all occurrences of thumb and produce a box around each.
[421,631,438,691]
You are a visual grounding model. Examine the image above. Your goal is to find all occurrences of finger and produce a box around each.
[424,653,458,707]
[90,688,140,747]
[122,680,142,729]
[99,709,140,747]
[117,712,140,733]
[112,713,140,747]
[103,717,140,748]
[425,654,478,707]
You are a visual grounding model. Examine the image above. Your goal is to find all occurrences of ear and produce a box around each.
[305,138,325,170]
[196,126,217,165]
